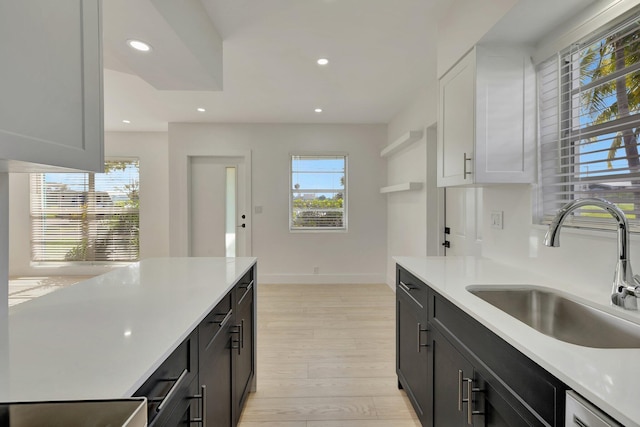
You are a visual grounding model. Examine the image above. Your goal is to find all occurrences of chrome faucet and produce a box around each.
[544,198,640,310]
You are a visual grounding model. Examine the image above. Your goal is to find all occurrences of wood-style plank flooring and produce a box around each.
[238,283,420,427]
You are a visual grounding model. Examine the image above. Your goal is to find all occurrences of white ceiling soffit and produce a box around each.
[480,0,599,47]
[102,0,222,91]
[103,0,440,131]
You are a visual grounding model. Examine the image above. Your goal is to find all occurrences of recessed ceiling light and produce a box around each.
[317,58,329,66]
[122,120,131,124]
[127,39,152,52]
[314,108,323,113]
[197,107,206,112]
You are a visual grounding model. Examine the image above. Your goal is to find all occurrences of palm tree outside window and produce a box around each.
[539,15,640,230]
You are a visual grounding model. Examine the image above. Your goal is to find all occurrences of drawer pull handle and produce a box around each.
[210,310,232,328]
[238,281,253,305]
[238,280,254,290]
[156,368,188,412]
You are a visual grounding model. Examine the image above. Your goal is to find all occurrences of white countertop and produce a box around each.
[2,257,256,402]
[395,256,640,427]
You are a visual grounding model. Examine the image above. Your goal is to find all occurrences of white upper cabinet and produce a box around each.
[437,46,536,187]
[0,0,103,172]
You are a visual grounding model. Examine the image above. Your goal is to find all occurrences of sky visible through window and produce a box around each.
[44,163,139,202]
[291,156,345,198]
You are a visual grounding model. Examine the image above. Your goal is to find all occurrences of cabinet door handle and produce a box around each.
[190,384,207,426]
[240,319,245,349]
[231,324,242,355]
[465,378,485,425]
[458,370,466,412]
[156,368,188,412]
[417,323,429,352]
[463,152,472,179]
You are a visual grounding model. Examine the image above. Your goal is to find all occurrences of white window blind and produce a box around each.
[290,155,347,230]
[538,16,640,230]
[30,159,140,262]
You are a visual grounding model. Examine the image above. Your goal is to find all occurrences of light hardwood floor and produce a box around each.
[238,283,420,427]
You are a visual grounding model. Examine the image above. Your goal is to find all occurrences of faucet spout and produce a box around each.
[544,198,640,309]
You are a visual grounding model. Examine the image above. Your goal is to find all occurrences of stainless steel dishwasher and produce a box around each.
[565,391,622,427]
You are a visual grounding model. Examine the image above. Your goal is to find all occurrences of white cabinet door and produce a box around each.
[437,49,475,187]
[437,46,535,187]
[0,0,103,172]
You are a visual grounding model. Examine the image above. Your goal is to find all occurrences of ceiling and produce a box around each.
[102,0,444,131]
[102,0,604,132]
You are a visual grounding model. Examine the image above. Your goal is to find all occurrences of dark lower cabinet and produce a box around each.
[396,278,430,426]
[136,264,257,427]
[199,294,233,427]
[233,275,255,425]
[396,265,568,427]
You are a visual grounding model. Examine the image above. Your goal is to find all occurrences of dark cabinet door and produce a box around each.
[233,280,255,425]
[432,327,476,427]
[200,307,233,427]
[396,283,430,426]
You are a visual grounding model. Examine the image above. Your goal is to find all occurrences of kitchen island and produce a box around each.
[396,255,640,427]
[1,257,256,412]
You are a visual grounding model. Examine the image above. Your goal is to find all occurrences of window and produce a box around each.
[538,16,640,230]
[30,159,140,262]
[290,155,347,231]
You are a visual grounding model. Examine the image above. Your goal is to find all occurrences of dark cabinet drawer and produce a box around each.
[398,266,428,309]
[235,270,254,307]
[200,293,233,352]
[134,330,198,425]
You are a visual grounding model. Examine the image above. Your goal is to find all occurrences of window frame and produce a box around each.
[537,14,640,232]
[30,157,140,265]
[289,153,348,232]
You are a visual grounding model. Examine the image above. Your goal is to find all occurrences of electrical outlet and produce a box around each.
[491,211,503,229]
[313,266,319,274]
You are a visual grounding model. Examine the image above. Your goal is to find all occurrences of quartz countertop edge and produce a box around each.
[394,255,640,427]
[3,257,257,403]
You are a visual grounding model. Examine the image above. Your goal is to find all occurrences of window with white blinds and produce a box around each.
[30,159,140,262]
[538,16,640,230]
[290,155,347,231]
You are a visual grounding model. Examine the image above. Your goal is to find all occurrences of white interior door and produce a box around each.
[189,156,250,257]
[444,187,482,256]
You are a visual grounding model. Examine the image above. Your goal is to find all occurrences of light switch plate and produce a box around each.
[491,211,503,229]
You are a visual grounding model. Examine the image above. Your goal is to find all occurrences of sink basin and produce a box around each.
[467,286,640,348]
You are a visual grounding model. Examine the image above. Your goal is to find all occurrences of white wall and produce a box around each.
[385,85,439,286]
[8,132,170,276]
[437,0,516,77]
[167,123,388,284]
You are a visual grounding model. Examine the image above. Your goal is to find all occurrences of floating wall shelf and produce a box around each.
[380,182,423,194]
[380,130,423,157]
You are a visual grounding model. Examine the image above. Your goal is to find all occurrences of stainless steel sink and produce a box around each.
[467,286,640,348]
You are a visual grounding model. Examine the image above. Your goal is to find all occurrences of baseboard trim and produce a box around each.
[259,273,385,284]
